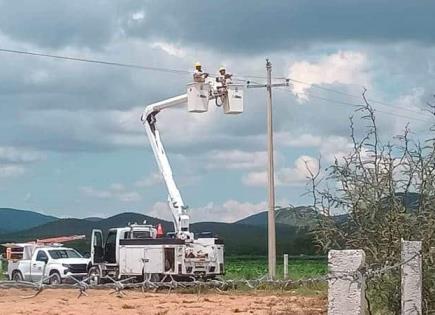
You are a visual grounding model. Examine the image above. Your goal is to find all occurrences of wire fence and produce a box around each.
[0,275,326,298]
[0,253,419,299]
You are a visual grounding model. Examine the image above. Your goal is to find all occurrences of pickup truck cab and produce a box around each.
[7,245,90,284]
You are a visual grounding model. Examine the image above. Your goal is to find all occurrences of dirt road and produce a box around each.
[0,288,326,315]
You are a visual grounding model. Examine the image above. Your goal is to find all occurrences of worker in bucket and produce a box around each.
[215,66,232,105]
[216,66,233,86]
[193,62,208,83]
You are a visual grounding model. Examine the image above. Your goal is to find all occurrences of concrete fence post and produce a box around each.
[283,254,288,279]
[401,240,422,315]
[328,250,366,315]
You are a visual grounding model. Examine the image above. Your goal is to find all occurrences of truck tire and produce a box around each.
[88,266,101,285]
[49,271,62,285]
[12,270,23,282]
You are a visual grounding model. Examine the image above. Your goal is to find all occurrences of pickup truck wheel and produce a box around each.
[88,266,101,285]
[12,271,23,282]
[49,271,62,285]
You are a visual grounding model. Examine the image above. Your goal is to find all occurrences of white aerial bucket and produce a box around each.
[187,82,210,113]
[223,84,244,114]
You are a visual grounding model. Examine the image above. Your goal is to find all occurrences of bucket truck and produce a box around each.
[87,70,244,283]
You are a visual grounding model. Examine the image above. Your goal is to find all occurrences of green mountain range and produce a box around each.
[0,208,317,256]
[0,208,57,233]
[0,192,421,256]
[236,206,319,228]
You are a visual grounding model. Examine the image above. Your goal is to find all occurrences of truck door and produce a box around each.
[31,250,48,282]
[103,230,117,264]
[91,229,104,264]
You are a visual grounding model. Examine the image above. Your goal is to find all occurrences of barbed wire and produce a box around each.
[365,252,421,279]
[0,274,328,298]
[0,252,421,299]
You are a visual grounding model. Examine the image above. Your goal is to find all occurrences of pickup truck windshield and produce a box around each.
[48,249,82,259]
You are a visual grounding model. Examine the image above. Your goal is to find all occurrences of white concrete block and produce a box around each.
[401,240,422,315]
[328,249,366,315]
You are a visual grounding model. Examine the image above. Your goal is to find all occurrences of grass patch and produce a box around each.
[291,282,328,296]
[0,259,6,280]
[223,256,327,296]
[225,256,327,280]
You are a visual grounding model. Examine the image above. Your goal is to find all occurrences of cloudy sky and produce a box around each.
[0,0,434,222]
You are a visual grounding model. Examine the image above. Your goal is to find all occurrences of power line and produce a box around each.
[0,47,430,121]
[217,74,432,123]
[285,78,426,117]
[235,74,427,117]
[277,86,429,123]
[0,48,191,75]
[275,86,432,124]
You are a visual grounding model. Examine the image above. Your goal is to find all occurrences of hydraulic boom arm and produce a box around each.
[140,70,242,241]
[141,94,192,240]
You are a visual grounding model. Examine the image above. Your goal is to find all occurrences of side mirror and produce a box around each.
[42,257,49,264]
[83,252,90,259]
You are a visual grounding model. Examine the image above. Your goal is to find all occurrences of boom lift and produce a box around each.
[142,94,191,241]
[87,68,243,282]
[142,74,243,241]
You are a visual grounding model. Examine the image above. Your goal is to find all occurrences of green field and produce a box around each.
[0,260,6,280]
[225,256,327,280]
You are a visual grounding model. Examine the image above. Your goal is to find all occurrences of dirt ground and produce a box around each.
[0,288,326,315]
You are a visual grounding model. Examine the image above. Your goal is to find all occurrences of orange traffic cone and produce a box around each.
[156,223,164,238]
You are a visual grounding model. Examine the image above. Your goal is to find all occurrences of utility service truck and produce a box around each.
[88,67,244,282]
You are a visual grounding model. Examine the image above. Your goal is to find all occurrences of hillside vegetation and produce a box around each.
[0,208,317,256]
[0,208,57,233]
[236,206,319,227]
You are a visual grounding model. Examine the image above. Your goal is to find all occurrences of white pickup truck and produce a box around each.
[7,245,90,284]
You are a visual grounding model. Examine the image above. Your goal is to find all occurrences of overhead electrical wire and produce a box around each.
[0,47,431,124]
[242,78,430,123]
[275,86,432,124]
[237,78,430,123]
[0,48,191,75]
[235,73,427,117]
[285,78,427,117]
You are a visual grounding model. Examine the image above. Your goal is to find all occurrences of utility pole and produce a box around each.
[247,60,288,279]
[266,59,276,279]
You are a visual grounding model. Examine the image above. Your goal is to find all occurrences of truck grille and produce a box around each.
[68,264,87,273]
